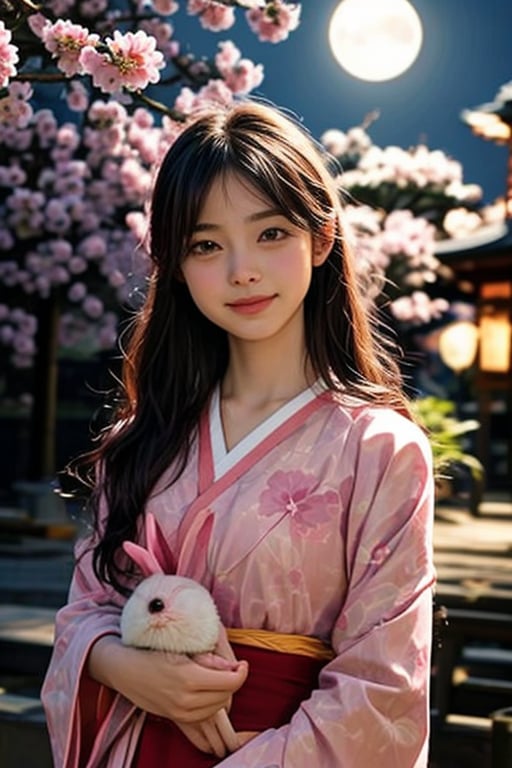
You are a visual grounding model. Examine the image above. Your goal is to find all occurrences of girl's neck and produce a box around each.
[219,341,316,452]
[222,335,315,408]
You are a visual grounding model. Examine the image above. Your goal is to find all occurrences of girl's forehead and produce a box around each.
[198,171,274,214]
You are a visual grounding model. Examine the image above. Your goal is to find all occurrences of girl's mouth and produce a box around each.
[226,295,276,315]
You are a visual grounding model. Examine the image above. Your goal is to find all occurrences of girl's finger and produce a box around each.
[184,659,249,693]
[215,708,240,752]
[200,719,227,758]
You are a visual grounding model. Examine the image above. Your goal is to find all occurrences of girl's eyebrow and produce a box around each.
[192,208,284,233]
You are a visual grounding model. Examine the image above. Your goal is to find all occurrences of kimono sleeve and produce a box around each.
[40,506,134,768]
[217,411,436,768]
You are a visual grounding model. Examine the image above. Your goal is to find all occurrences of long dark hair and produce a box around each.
[78,101,411,593]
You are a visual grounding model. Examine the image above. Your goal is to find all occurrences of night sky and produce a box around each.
[175,0,512,205]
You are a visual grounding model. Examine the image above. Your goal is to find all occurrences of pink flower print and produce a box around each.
[370,543,391,567]
[259,470,337,536]
[288,568,304,590]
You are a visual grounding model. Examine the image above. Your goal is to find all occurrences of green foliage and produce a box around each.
[411,396,484,481]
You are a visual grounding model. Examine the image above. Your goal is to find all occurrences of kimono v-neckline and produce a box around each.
[209,385,323,481]
[177,382,330,579]
[198,383,328,493]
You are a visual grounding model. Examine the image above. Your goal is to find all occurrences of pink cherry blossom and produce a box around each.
[187,0,236,32]
[40,19,100,77]
[81,0,109,16]
[69,256,88,274]
[66,81,90,112]
[140,18,180,60]
[174,78,233,115]
[246,1,301,43]
[35,110,59,145]
[0,20,19,88]
[68,282,87,302]
[151,0,179,13]
[215,42,264,94]
[0,82,34,129]
[390,292,449,325]
[78,234,108,259]
[27,13,49,38]
[80,30,164,94]
[82,295,104,318]
[49,240,73,261]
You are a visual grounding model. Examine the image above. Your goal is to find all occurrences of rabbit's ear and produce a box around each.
[146,512,176,574]
[122,541,163,577]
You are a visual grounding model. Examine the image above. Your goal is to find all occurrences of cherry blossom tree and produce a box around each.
[0,0,301,485]
[320,118,504,331]
[316,116,508,413]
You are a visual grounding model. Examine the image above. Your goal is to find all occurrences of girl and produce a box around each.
[42,101,435,767]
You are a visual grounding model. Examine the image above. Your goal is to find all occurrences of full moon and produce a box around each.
[328,0,423,82]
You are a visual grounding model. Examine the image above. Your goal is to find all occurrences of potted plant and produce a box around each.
[411,396,485,514]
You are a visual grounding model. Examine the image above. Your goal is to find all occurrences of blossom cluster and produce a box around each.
[323,125,483,215]
[0,98,155,367]
[342,204,449,325]
[3,1,300,98]
[321,122,499,327]
[187,0,300,41]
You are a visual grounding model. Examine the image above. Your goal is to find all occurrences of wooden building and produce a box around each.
[438,225,512,492]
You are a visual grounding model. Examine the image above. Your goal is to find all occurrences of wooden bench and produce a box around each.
[430,606,512,767]
[432,607,512,722]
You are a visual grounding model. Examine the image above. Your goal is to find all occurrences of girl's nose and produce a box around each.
[228,249,262,286]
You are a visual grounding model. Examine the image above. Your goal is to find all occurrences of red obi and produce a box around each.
[134,642,327,767]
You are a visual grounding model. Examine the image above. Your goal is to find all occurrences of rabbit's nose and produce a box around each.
[148,598,165,613]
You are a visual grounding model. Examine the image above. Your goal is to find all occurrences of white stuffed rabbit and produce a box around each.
[121,572,222,654]
[120,513,239,755]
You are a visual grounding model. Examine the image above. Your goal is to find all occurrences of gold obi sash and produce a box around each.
[226,627,334,661]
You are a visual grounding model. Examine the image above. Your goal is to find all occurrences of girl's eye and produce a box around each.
[188,239,219,256]
[259,227,287,242]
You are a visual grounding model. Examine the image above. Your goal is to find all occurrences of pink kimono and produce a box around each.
[42,388,435,767]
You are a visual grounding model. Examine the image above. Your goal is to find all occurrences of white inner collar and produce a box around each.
[209,384,322,480]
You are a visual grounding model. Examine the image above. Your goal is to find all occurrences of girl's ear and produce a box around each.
[312,219,336,267]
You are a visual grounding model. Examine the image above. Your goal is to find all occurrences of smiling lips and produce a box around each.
[226,295,276,315]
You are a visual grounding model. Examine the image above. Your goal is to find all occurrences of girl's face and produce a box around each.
[180,173,330,350]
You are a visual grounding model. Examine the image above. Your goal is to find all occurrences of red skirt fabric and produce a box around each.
[134,643,325,767]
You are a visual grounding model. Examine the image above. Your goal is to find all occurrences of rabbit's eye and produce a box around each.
[148,598,165,613]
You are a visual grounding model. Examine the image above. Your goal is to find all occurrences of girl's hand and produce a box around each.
[88,635,248,723]
[183,650,241,756]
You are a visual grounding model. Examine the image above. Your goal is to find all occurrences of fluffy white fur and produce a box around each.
[121,573,221,653]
